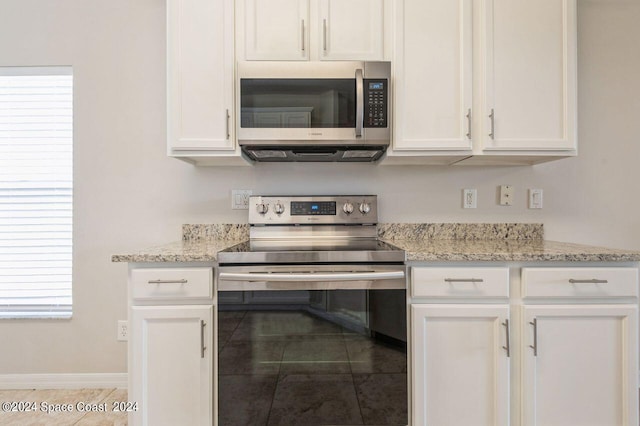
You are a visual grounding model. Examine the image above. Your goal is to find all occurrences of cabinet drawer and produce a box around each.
[412,267,509,298]
[131,268,213,301]
[522,267,638,299]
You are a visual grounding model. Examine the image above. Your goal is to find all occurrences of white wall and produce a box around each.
[0,0,638,374]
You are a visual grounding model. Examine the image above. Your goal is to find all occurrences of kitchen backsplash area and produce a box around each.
[181,223,544,243]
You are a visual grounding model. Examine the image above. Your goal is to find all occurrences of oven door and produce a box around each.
[216,264,408,426]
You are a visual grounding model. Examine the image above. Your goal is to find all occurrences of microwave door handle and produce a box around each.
[355,68,364,138]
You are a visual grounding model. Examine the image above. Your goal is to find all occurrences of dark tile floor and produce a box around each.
[218,310,408,426]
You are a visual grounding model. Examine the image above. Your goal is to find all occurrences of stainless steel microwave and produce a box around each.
[237,61,391,162]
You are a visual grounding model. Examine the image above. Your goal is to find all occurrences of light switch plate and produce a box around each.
[529,189,543,209]
[231,190,252,210]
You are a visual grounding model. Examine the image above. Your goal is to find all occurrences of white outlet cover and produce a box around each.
[463,189,477,209]
[117,320,128,342]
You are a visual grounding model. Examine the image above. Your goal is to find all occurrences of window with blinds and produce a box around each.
[0,67,73,319]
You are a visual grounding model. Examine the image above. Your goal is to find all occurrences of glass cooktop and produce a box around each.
[217,239,405,264]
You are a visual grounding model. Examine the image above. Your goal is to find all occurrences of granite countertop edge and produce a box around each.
[111,238,640,263]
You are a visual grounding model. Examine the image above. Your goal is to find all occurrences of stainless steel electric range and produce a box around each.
[216,195,408,426]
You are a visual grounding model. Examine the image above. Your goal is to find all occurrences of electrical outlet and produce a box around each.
[463,189,477,209]
[529,189,543,209]
[499,185,514,206]
[231,190,252,210]
[117,320,128,341]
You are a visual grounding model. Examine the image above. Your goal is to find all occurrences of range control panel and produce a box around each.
[249,195,378,225]
[364,80,388,128]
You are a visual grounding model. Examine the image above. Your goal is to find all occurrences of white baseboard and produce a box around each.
[0,373,127,390]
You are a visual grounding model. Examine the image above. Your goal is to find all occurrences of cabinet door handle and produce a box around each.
[489,108,495,139]
[529,318,538,356]
[443,278,484,283]
[301,19,305,52]
[200,320,206,358]
[502,319,510,357]
[323,19,327,52]
[225,109,230,140]
[147,279,188,284]
[568,278,608,284]
[465,108,472,139]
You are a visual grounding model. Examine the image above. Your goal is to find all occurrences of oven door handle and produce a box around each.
[218,271,405,282]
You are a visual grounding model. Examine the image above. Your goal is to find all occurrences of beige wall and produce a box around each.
[0,0,638,374]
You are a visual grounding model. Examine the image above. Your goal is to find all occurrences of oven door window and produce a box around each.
[217,289,407,426]
[240,79,356,128]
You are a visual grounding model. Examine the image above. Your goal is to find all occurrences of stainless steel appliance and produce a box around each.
[217,195,407,426]
[237,62,391,162]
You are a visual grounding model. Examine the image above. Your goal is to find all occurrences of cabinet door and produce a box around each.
[411,304,510,426]
[167,0,234,150]
[522,305,638,426]
[318,0,384,60]
[481,0,576,151]
[393,0,473,151]
[131,305,213,426]
[243,0,309,60]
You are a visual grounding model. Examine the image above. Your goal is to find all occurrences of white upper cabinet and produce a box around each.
[318,0,384,61]
[239,0,386,61]
[167,0,245,164]
[387,0,577,165]
[243,0,310,60]
[482,0,576,151]
[393,0,473,152]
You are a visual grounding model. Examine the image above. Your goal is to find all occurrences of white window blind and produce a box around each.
[0,67,73,319]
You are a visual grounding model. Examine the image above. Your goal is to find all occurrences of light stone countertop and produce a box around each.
[387,238,640,262]
[111,240,244,263]
[111,223,640,263]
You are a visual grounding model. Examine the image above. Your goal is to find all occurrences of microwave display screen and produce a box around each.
[241,79,356,129]
[369,82,384,90]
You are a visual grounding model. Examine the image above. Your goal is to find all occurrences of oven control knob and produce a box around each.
[274,202,285,215]
[359,202,371,215]
[256,203,269,215]
[342,202,354,215]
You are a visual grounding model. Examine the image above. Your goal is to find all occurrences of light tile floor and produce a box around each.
[0,388,127,425]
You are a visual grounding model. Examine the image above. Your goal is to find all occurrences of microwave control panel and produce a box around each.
[364,80,388,128]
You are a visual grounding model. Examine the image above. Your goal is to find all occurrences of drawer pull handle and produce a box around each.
[200,320,206,358]
[148,279,188,284]
[444,278,484,283]
[502,319,510,357]
[568,279,608,284]
[529,318,538,357]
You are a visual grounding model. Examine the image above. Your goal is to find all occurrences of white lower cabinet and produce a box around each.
[411,304,510,426]
[131,306,213,426]
[521,305,637,426]
[410,266,511,426]
[521,266,639,426]
[410,265,639,426]
[129,266,214,426]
